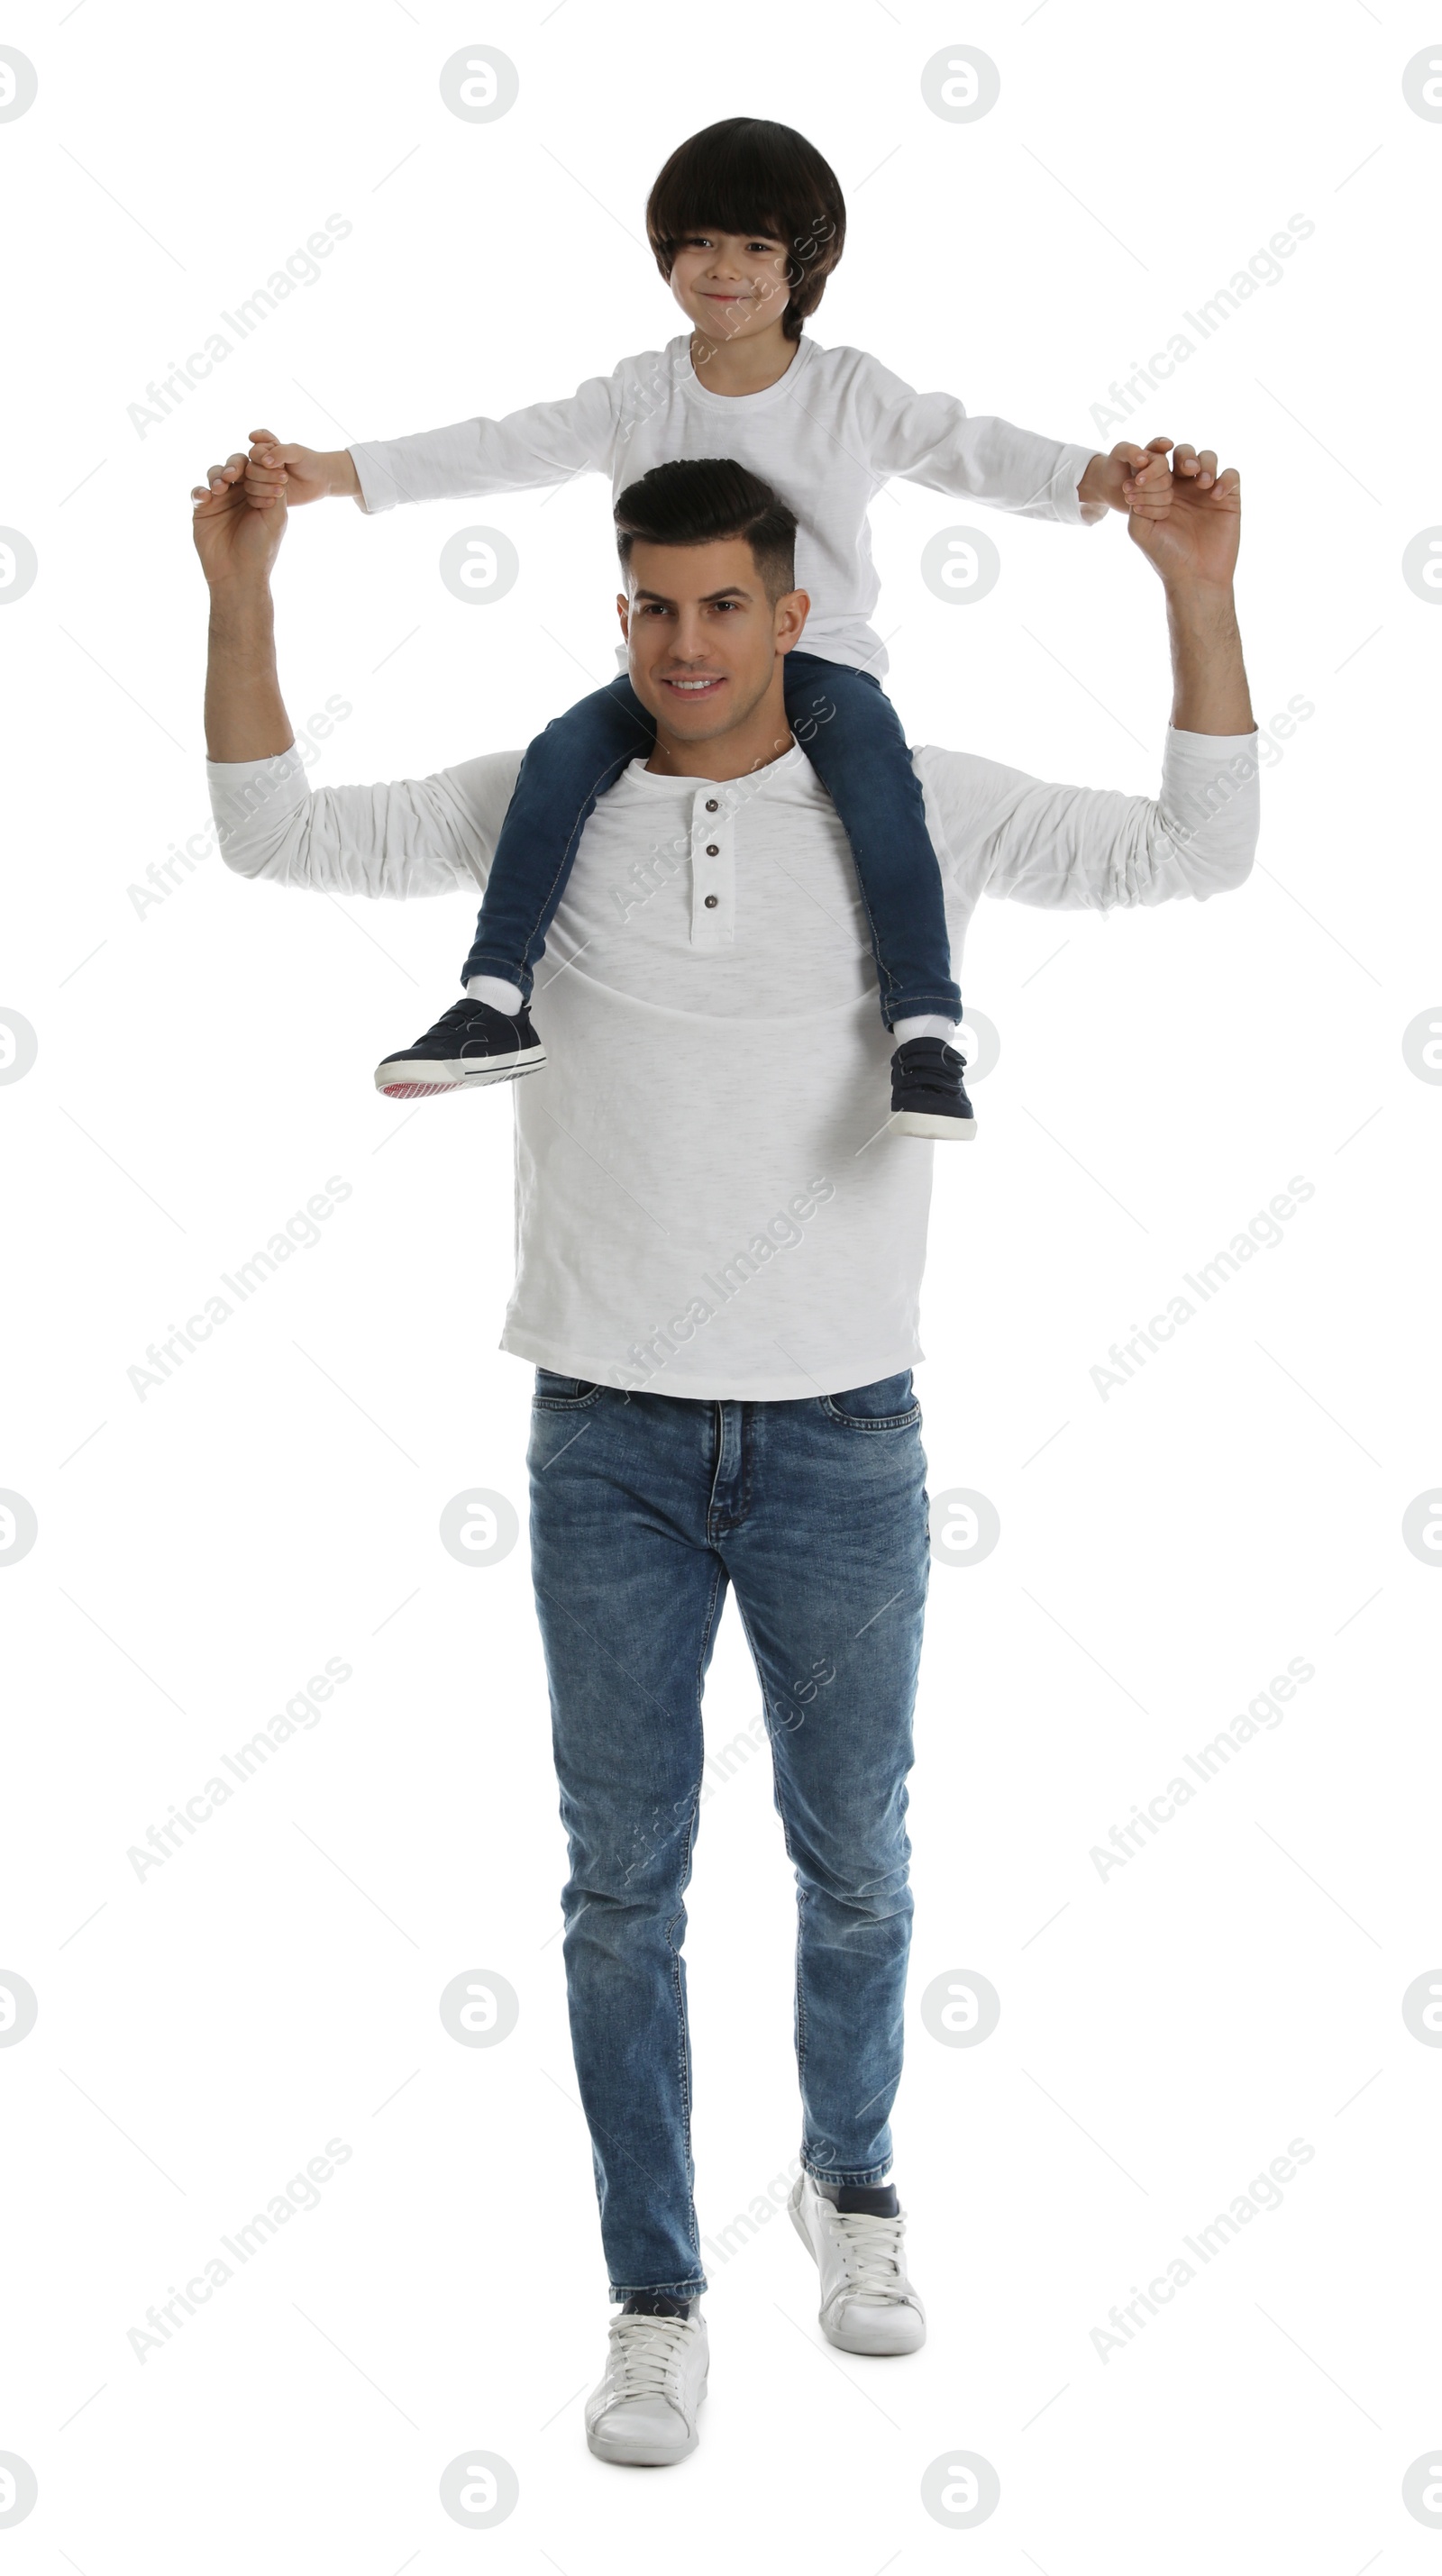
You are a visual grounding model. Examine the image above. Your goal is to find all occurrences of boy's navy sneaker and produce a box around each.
[889,1036,975,1140]
[374,999,545,1099]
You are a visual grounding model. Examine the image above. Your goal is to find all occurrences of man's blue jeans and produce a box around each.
[463,654,963,1025]
[526,1368,930,2300]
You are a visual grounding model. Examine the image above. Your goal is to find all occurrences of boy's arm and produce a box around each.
[192,454,515,892]
[924,453,1257,909]
[857,355,1203,524]
[236,369,623,517]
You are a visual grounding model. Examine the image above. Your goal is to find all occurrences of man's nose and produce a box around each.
[670,614,710,660]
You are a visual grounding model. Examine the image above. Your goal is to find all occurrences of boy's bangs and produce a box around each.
[649,125,838,258]
[657,160,787,251]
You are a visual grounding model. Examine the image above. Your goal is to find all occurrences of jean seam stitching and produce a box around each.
[821,1404,922,1431]
[667,1554,726,2277]
[733,1594,814,2121]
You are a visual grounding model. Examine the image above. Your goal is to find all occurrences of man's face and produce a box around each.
[618,537,807,747]
[668,228,791,345]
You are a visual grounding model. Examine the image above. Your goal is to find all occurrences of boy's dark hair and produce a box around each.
[615,460,798,600]
[645,118,846,344]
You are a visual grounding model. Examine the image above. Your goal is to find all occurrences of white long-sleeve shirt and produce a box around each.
[349,337,1098,677]
[209,729,1259,1399]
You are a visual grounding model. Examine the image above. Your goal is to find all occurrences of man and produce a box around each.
[192,441,1256,2466]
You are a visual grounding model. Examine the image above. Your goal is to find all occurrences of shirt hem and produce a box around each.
[500,1328,924,1402]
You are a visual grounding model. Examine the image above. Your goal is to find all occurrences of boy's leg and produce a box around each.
[526,1375,726,2302]
[717,1378,929,2181]
[462,677,655,997]
[783,652,962,1027]
[375,678,654,1095]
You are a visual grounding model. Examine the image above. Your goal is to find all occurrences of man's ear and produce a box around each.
[616,589,629,642]
[775,587,811,654]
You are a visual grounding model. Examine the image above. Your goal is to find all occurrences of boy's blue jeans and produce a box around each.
[463,652,963,1025]
[526,1367,929,2301]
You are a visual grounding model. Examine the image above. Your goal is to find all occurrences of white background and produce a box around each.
[3,2,1440,2567]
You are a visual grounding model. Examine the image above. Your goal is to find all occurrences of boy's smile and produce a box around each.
[669,230,792,344]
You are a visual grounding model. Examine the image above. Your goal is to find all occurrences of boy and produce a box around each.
[219,116,1191,1135]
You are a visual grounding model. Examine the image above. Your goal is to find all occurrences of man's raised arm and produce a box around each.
[191,447,516,900]
[920,444,1259,919]
[1129,443,1254,737]
[192,449,295,762]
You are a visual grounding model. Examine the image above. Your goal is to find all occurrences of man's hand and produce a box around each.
[1111,442,1251,734]
[191,450,288,587]
[1127,446,1240,593]
[242,430,360,510]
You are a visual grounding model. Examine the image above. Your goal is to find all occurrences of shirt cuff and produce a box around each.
[1164,726,1261,759]
[1160,727,1261,840]
[348,443,388,515]
[205,746,311,838]
[1057,441,1101,523]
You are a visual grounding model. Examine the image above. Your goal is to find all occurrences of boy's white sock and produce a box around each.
[891,1015,957,1046]
[466,975,525,1015]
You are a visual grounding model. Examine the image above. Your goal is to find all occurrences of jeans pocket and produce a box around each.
[820,1370,920,1428]
[533,1368,603,1408]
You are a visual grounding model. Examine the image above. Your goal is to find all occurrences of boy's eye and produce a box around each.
[680,233,781,256]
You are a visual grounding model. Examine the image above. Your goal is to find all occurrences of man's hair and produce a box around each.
[645,118,846,344]
[615,460,798,601]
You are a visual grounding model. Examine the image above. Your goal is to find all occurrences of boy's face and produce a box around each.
[617,536,808,750]
[668,229,791,344]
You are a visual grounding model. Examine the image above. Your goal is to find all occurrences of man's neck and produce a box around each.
[689,324,799,399]
[645,724,796,783]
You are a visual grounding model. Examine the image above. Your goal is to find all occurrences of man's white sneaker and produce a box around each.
[584,2307,708,2466]
[788,2172,926,2354]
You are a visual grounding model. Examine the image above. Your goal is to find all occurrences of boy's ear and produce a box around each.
[616,589,629,638]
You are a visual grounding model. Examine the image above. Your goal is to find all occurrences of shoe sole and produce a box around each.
[374,1045,546,1100]
[890,1110,976,1140]
[586,2377,707,2467]
[788,2184,927,2354]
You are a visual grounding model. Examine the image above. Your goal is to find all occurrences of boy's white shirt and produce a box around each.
[348,336,1098,678]
[207,729,1261,1401]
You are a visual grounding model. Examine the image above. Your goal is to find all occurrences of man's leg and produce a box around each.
[526,1373,726,2300]
[717,1373,930,2181]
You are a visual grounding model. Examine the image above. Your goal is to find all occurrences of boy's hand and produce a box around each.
[1079,436,1215,522]
[242,429,360,510]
